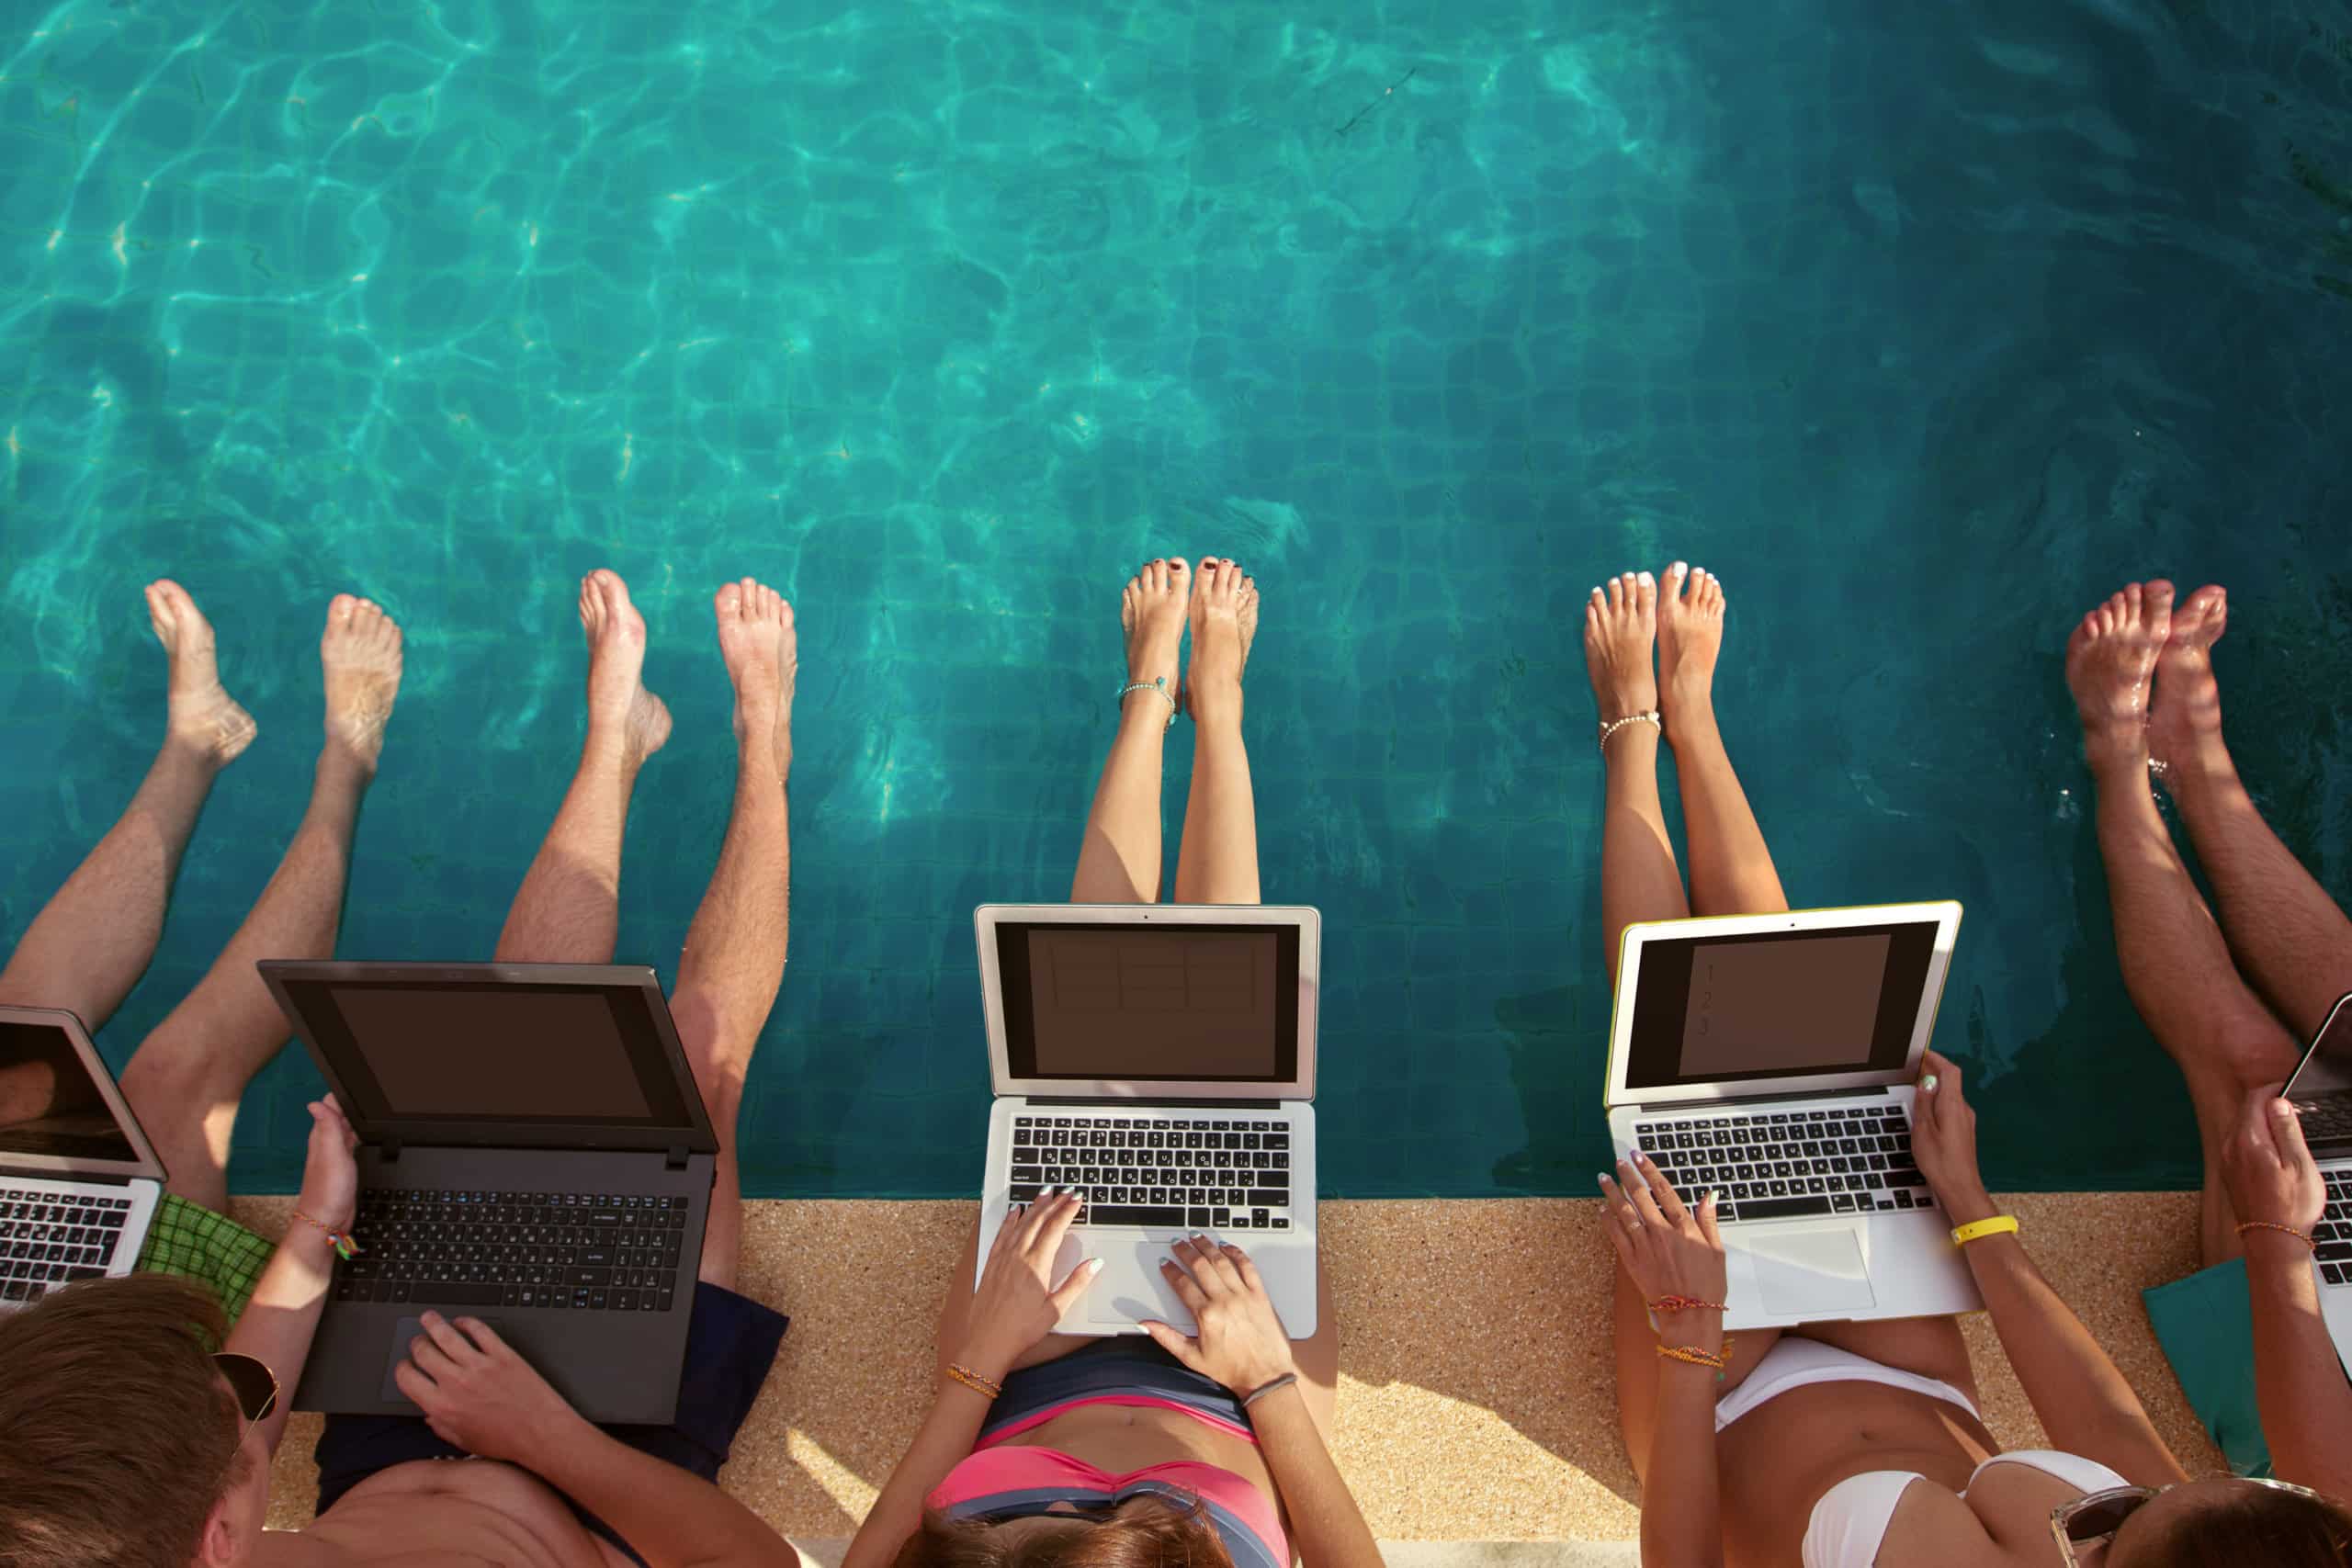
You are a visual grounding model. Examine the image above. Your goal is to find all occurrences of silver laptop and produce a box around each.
[0,1006,168,1307]
[1603,903,1982,1330]
[2275,992,2352,1373]
[974,904,1321,1337]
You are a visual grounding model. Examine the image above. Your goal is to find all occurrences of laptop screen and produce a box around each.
[1623,920,1942,1090]
[2283,994,2352,1138]
[0,1020,141,1163]
[271,978,698,1130]
[992,922,1299,1082]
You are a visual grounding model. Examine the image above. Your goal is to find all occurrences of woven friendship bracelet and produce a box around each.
[1656,1340,1732,1372]
[290,1209,361,1261]
[1647,1294,1728,1314]
[2235,1220,2316,1251]
[944,1363,1004,1401]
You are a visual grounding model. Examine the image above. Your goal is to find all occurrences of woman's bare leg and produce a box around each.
[1070,559,1190,904]
[119,596,403,1213]
[1592,570,1689,987]
[1657,563,1788,918]
[0,581,254,1025]
[2148,585,2352,1042]
[1171,558,1260,905]
[494,570,671,964]
[2074,582,2301,1269]
[671,581,795,1292]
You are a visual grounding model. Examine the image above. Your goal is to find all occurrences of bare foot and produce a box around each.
[1655,560,1724,738]
[713,578,796,780]
[320,594,404,772]
[1119,558,1190,725]
[1186,557,1250,729]
[145,579,254,764]
[1585,570,1659,736]
[579,569,671,765]
[2065,581,2172,778]
[2148,583,2228,782]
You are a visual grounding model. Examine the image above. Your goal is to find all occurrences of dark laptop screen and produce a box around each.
[1622,921,1941,1090]
[273,978,696,1129]
[0,1021,138,1162]
[994,922,1298,1082]
[2283,994,2352,1144]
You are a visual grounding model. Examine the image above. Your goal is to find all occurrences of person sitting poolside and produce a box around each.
[2069,579,2352,1499]
[0,570,800,1568]
[0,581,404,1321]
[841,556,1381,1568]
[1585,564,2352,1568]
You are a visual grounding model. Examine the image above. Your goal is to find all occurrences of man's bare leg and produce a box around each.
[0,581,254,1025]
[2070,581,2300,1269]
[1656,562,1788,918]
[1072,558,1189,904]
[118,596,404,1213]
[1171,558,1260,905]
[494,570,671,964]
[2147,584,2352,1041]
[671,580,794,1292]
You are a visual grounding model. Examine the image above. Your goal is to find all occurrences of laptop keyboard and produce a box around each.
[1631,1104,1931,1223]
[343,1189,691,1313]
[1010,1112,1297,1233]
[2317,1170,2352,1287]
[0,1187,134,1301]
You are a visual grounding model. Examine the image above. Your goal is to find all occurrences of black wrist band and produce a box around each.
[1241,1372,1298,1407]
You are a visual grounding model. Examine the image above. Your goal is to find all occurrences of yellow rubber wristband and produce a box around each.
[1951,1215,2019,1247]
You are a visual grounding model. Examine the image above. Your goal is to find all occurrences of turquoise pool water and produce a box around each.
[2,0,2347,1198]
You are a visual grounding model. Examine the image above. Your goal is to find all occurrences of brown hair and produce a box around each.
[892,1495,1238,1568]
[2140,1483,2352,1565]
[0,1274,247,1568]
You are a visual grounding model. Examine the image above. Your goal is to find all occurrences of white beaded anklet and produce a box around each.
[1598,710,1662,751]
[1118,674,1178,728]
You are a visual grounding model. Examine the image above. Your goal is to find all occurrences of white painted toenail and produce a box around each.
[1670,561,1687,574]
[1637,571,1654,586]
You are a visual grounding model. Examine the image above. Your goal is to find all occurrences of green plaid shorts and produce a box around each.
[135,1193,273,1325]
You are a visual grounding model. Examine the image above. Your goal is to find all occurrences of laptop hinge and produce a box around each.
[665,1145,691,1170]
[1025,1095,1271,1109]
[1632,1084,1893,1114]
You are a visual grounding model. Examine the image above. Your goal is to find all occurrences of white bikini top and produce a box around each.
[1802,1450,2132,1568]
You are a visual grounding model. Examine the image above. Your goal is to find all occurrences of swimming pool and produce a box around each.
[3,0,2347,1197]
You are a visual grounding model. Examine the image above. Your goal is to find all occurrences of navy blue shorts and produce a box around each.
[313,1282,786,1567]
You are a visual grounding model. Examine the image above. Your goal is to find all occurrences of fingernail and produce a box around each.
[1597,1173,1613,1188]
[1709,1190,1722,1206]
[1629,1145,1645,1162]
[1921,1074,1939,1093]
[1085,1258,1103,1272]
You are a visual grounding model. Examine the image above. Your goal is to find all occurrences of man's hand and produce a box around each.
[392,1312,590,1461]
[2224,1084,2327,1260]
[298,1095,360,1233]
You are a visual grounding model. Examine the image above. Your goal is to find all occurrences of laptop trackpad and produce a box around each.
[1745,1227,1876,1316]
[382,1315,509,1404]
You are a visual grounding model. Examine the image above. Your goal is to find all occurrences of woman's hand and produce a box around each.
[953,1190,1102,1382]
[2223,1084,2327,1252]
[1140,1235,1297,1396]
[297,1094,359,1232]
[1910,1050,1996,1226]
[1599,1151,1727,1310]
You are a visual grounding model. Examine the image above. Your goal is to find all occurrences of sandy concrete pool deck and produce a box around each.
[242,1193,2222,1551]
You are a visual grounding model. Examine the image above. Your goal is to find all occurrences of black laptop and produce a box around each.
[260,961,719,1424]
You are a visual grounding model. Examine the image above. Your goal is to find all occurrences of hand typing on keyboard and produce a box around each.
[2223,1083,2329,1265]
[955,1190,1102,1381]
[1909,1050,1997,1228]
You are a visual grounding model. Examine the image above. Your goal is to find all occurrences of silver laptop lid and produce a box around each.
[0,1005,168,1182]
[1604,902,1962,1110]
[976,904,1320,1101]
[259,962,718,1155]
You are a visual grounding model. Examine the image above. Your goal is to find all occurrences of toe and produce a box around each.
[1169,556,1189,585]
[715,582,743,619]
[1634,570,1657,615]
[329,592,358,621]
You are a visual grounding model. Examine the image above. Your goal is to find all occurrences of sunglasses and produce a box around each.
[2051,1476,2329,1564]
[211,1350,279,1456]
